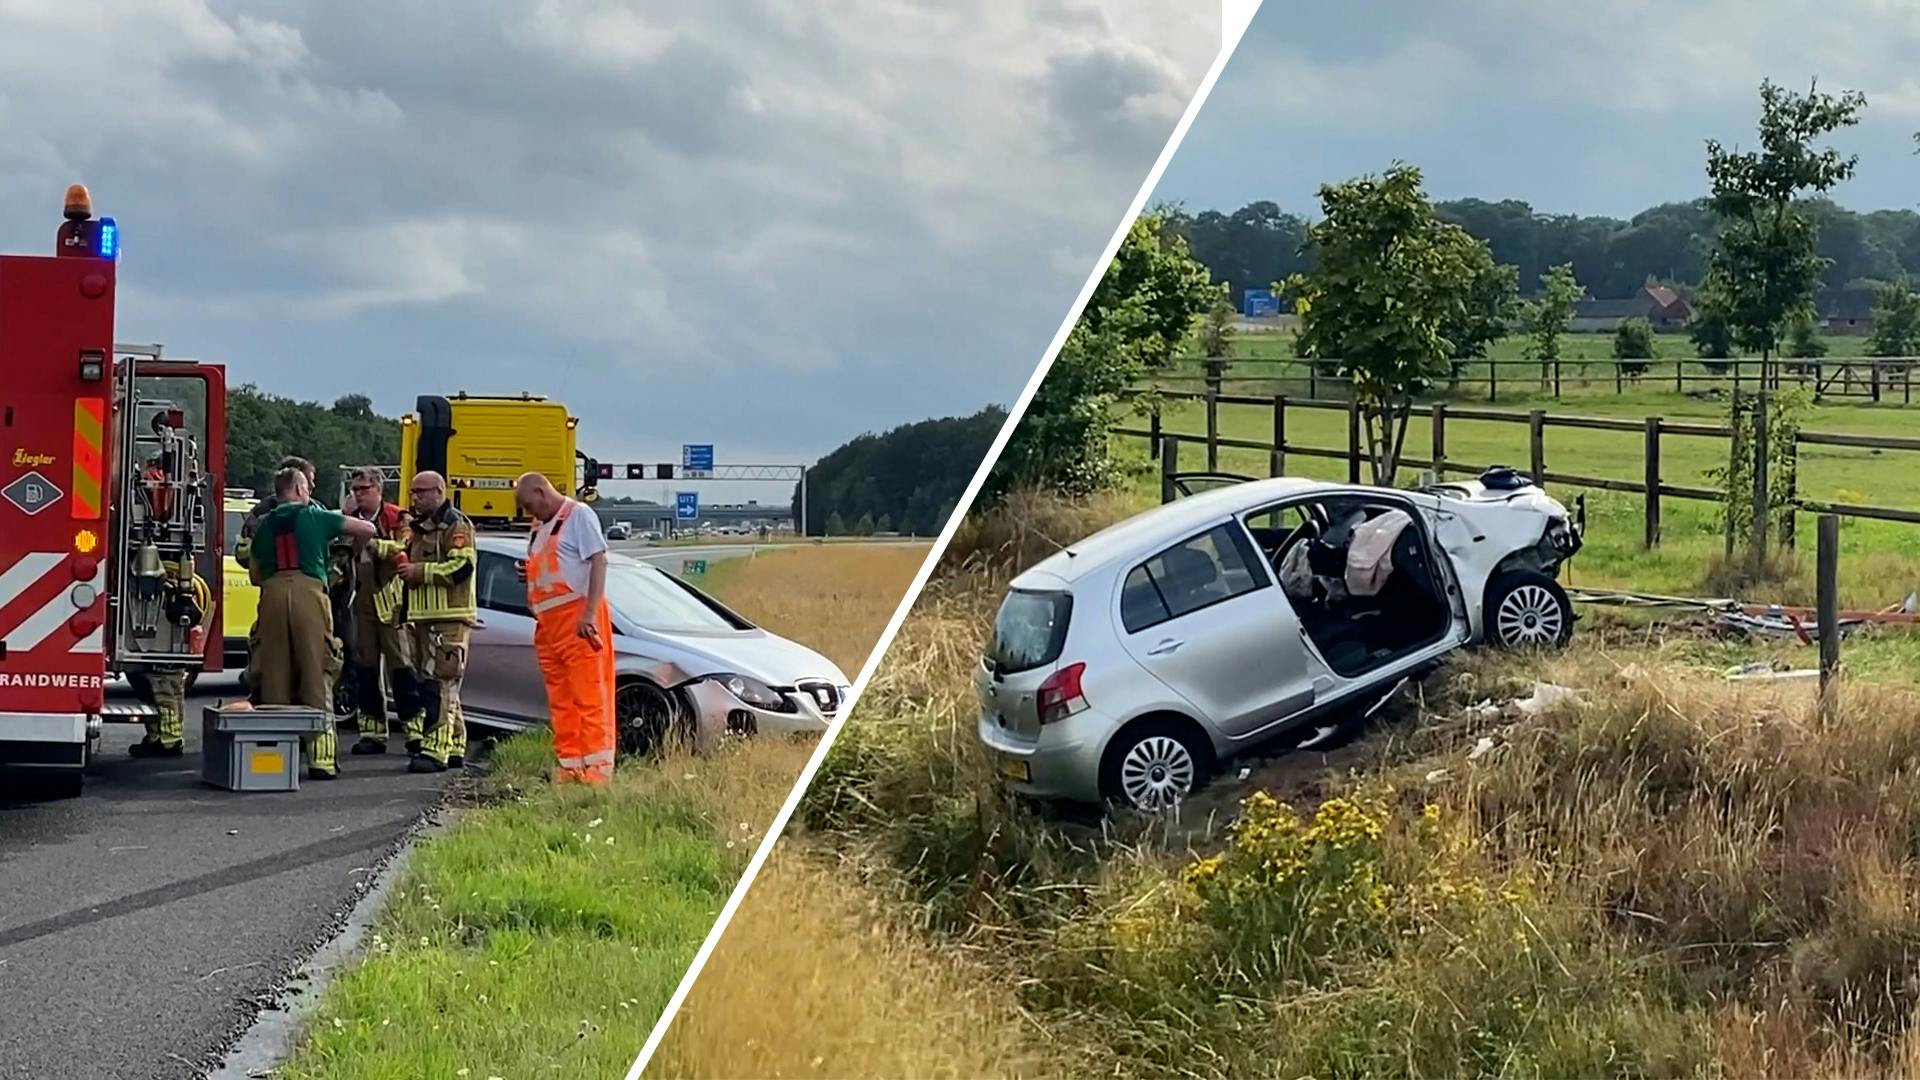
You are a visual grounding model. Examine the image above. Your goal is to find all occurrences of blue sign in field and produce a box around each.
[681,444,714,475]
[675,491,699,521]
[1242,288,1280,318]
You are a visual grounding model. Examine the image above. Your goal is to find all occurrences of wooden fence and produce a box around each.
[1114,388,1920,551]
[1154,356,1919,405]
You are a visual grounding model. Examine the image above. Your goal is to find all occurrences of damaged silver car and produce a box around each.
[976,468,1584,812]
[463,536,851,755]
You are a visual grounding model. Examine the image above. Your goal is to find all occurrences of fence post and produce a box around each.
[1751,392,1770,571]
[1528,409,1546,486]
[1615,359,1624,396]
[1270,395,1286,477]
[1430,402,1448,480]
[1782,432,1798,552]
[1644,416,1662,549]
[1872,359,1883,404]
[1818,513,1840,722]
[1148,404,1161,461]
[1675,358,1684,395]
[1347,399,1363,484]
[1489,359,1498,403]
[1160,436,1179,504]
[1554,359,1562,399]
[1205,385,1220,472]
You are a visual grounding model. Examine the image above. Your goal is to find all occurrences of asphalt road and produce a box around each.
[0,539,910,1078]
[0,675,450,1080]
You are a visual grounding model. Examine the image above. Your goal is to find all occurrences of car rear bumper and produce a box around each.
[977,710,1106,803]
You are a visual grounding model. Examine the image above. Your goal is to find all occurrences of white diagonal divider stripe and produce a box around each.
[70,622,103,655]
[620,3,1265,1076]
[5,559,97,653]
[0,552,64,615]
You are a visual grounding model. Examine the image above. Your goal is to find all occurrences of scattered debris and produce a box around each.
[1513,682,1581,718]
[1467,736,1497,761]
[1618,663,1647,683]
[1725,664,1819,682]
[1425,768,1450,783]
[1297,724,1344,751]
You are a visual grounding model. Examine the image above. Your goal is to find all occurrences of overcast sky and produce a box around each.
[0,1,1214,503]
[1158,0,1920,221]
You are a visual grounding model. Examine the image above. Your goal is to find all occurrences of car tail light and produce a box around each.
[1036,662,1087,726]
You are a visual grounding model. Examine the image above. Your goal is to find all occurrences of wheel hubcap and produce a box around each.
[1497,584,1563,646]
[617,684,681,758]
[1120,735,1195,811]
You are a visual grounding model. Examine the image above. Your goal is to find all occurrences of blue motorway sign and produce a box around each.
[675,491,699,521]
[681,444,714,474]
[1243,288,1280,318]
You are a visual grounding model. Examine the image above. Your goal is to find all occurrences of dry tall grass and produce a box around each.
[657,492,1920,1079]
[712,543,932,675]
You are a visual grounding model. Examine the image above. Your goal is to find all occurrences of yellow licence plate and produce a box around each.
[998,757,1031,782]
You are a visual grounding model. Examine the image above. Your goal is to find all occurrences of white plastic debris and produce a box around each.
[1467,736,1497,761]
[1726,667,1820,682]
[1297,724,1342,751]
[1425,768,1450,783]
[1237,767,1251,781]
[1619,663,1647,682]
[1513,682,1581,717]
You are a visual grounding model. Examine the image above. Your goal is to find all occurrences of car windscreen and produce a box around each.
[224,511,246,555]
[606,563,742,633]
[988,588,1071,675]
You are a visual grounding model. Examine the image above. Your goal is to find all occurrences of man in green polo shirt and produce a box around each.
[250,466,377,779]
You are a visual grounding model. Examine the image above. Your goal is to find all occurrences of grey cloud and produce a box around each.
[0,0,1214,502]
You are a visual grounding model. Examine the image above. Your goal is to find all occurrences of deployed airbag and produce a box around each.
[1344,509,1413,597]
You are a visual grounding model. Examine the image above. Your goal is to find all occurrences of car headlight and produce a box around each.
[704,672,795,712]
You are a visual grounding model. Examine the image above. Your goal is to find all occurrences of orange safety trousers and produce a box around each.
[528,500,617,784]
[535,596,616,784]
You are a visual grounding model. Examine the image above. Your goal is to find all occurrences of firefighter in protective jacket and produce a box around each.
[345,468,419,754]
[373,471,477,774]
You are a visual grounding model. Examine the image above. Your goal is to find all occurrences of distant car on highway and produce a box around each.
[977,470,1582,812]
[606,520,633,541]
[463,536,851,754]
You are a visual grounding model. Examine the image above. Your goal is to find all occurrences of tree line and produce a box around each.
[991,78,1896,506]
[224,387,400,500]
[793,406,1008,536]
[1166,187,1920,311]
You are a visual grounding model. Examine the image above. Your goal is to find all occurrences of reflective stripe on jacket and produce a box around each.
[525,500,583,617]
[381,503,476,623]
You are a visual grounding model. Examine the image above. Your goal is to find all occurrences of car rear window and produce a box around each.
[988,588,1071,675]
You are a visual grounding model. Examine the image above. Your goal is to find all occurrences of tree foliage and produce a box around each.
[794,407,1004,537]
[1867,278,1920,358]
[1704,79,1866,372]
[223,385,402,501]
[988,212,1214,498]
[1612,316,1656,376]
[1785,311,1829,359]
[1522,263,1586,366]
[1283,164,1508,486]
[1084,212,1217,371]
[1198,283,1236,359]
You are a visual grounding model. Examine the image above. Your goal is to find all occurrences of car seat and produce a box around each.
[1157,544,1225,611]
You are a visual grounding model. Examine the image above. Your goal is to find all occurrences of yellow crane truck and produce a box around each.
[398,392,599,529]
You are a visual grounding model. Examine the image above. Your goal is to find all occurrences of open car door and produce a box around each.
[1163,471,1260,503]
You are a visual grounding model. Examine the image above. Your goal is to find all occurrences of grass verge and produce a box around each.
[656,491,1920,1079]
[275,541,928,1079]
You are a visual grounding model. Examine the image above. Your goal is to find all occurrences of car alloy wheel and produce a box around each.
[1496,582,1565,647]
[616,680,688,759]
[1118,734,1196,811]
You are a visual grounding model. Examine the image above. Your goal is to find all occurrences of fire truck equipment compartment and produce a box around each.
[201,704,328,792]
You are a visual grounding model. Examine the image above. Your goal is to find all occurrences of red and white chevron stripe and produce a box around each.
[0,550,103,655]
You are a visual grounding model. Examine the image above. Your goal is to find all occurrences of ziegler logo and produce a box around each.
[11,450,55,468]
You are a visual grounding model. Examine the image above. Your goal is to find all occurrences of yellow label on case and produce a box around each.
[250,749,286,775]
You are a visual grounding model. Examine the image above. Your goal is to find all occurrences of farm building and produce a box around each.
[1569,284,1694,332]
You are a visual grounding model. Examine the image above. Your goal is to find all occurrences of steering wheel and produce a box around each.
[1273,516,1321,571]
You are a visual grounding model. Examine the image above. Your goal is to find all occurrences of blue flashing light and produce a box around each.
[96,217,118,260]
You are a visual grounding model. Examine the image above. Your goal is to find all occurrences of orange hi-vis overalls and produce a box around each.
[526,500,617,784]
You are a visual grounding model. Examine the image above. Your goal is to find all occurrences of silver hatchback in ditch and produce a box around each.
[976,470,1582,811]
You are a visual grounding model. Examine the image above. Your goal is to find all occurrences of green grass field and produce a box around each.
[1122,375,1920,608]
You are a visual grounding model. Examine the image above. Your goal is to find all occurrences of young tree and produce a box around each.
[986,212,1214,498]
[1197,282,1236,360]
[853,512,875,536]
[1613,316,1656,377]
[1082,214,1217,371]
[1784,310,1828,373]
[1867,278,1920,359]
[1445,256,1520,383]
[1283,164,1508,486]
[1704,79,1866,385]
[1690,276,1737,373]
[825,510,846,536]
[1522,263,1585,386]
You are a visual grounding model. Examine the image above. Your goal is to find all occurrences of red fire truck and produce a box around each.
[0,186,227,796]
